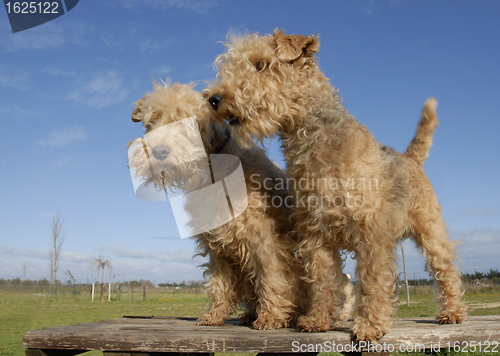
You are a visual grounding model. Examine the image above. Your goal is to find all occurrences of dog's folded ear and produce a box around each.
[132,110,141,122]
[132,102,143,122]
[273,29,319,62]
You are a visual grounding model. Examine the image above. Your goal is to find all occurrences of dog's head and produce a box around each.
[128,80,222,192]
[206,29,321,147]
[132,80,213,143]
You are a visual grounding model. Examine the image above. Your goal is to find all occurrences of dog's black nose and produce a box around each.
[152,145,171,161]
[208,94,223,111]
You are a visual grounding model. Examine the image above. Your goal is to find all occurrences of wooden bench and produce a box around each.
[23,315,500,356]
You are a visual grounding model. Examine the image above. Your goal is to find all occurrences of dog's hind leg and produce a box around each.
[410,183,466,324]
[246,217,295,330]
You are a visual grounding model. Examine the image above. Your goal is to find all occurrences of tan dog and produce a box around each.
[129,80,352,329]
[207,30,466,341]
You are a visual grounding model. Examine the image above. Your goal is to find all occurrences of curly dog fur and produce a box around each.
[206,30,466,341]
[128,80,355,329]
[129,80,299,329]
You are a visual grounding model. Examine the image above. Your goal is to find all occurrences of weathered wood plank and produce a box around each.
[103,353,215,356]
[23,316,500,354]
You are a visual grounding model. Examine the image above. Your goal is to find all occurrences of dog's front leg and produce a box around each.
[297,240,345,332]
[248,224,295,330]
[198,253,237,326]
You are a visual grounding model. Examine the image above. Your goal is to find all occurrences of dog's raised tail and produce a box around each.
[405,97,439,165]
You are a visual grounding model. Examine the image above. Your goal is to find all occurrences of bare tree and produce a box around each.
[64,269,77,298]
[64,269,76,284]
[91,255,113,302]
[49,210,65,295]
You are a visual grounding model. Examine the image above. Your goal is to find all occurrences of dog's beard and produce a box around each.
[129,144,211,193]
[215,99,284,148]
[128,139,165,190]
[128,116,209,192]
[229,113,283,149]
[162,158,212,193]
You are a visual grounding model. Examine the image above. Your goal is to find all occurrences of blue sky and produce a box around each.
[0,0,499,284]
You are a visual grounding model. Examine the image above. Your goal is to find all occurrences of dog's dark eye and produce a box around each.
[255,60,267,72]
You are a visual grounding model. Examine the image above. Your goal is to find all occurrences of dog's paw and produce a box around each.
[252,314,289,330]
[197,313,225,326]
[297,315,331,332]
[352,318,387,343]
[437,310,466,324]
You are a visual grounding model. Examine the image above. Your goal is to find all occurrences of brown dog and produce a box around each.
[130,80,315,329]
[207,30,466,341]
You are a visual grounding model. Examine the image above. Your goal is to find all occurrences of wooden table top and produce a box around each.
[23,315,500,354]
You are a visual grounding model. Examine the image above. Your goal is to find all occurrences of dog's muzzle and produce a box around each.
[152,145,171,161]
[208,94,241,125]
[208,94,222,111]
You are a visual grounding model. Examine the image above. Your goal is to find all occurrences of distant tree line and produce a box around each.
[3,270,497,288]
[0,278,51,286]
[462,269,500,284]
[402,269,500,286]
[0,278,206,287]
[157,281,204,288]
[405,278,434,286]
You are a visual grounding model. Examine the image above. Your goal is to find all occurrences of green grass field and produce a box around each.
[1,285,499,356]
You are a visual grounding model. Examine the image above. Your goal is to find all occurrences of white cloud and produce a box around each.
[0,21,93,52]
[361,0,376,15]
[0,246,48,259]
[450,228,500,268]
[60,251,92,263]
[0,229,204,282]
[359,0,416,16]
[101,33,125,48]
[52,156,71,169]
[343,228,500,279]
[38,126,87,148]
[0,64,31,90]
[103,244,200,264]
[3,228,497,283]
[108,260,203,283]
[89,244,206,283]
[138,38,175,53]
[68,71,129,108]
[2,249,92,264]
[152,65,172,78]
[118,0,219,15]
[101,31,174,55]
[451,208,498,220]
[0,104,41,118]
[41,66,77,77]
[40,212,57,219]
